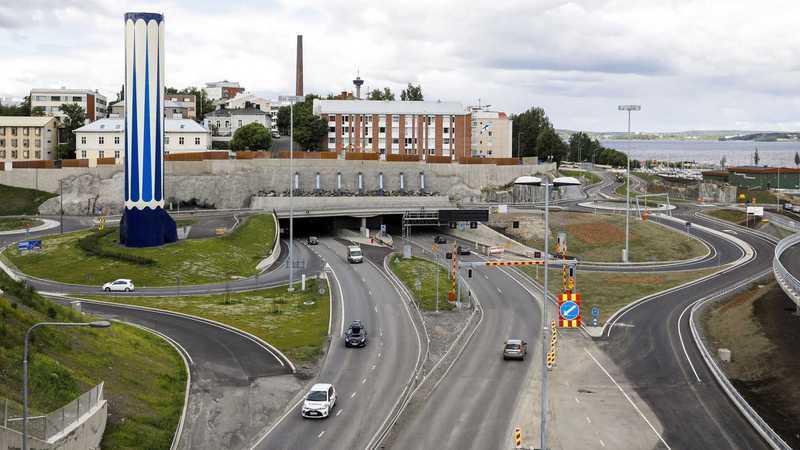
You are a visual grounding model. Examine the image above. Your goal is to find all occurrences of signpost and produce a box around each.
[591,306,600,327]
[16,240,42,252]
[560,301,580,321]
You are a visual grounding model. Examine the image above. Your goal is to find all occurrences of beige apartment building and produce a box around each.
[470,109,512,158]
[0,116,59,161]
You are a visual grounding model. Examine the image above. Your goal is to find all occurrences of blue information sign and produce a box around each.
[591,306,600,318]
[17,240,42,251]
[560,301,580,321]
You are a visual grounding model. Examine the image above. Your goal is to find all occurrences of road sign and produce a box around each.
[591,306,600,318]
[469,221,478,229]
[458,222,466,231]
[17,240,42,251]
[746,206,764,216]
[380,224,387,235]
[591,318,598,327]
[560,301,580,321]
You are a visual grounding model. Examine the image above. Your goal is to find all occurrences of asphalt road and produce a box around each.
[255,237,421,450]
[390,232,540,450]
[600,209,776,449]
[47,293,294,449]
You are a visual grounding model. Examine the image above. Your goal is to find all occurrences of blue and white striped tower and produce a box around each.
[120,12,176,247]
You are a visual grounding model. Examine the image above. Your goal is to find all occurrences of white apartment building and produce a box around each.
[216,93,280,134]
[30,88,107,122]
[74,118,211,162]
[204,81,244,101]
[470,109,512,158]
[0,116,59,161]
[203,107,270,143]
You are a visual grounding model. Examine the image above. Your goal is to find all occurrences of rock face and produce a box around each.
[39,172,125,215]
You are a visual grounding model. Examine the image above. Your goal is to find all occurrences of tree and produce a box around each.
[16,96,31,116]
[753,147,760,166]
[230,122,271,150]
[535,126,567,167]
[290,95,328,150]
[367,87,395,101]
[720,155,727,168]
[277,105,290,135]
[794,152,799,167]
[400,83,423,101]
[31,106,45,116]
[511,107,551,158]
[58,103,86,159]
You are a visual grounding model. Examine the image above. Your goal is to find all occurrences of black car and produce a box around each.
[344,321,368,347]
[456,246,471,256]
[434,235,447,244]
[307,236,319,245]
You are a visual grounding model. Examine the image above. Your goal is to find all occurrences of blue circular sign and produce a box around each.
[591,306,600,318]
[560,301,580,321]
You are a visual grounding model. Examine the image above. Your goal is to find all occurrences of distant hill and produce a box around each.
[718,132,800,142]
[556,129,790,141]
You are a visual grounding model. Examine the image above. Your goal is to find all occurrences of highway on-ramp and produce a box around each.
[253,237,421,450]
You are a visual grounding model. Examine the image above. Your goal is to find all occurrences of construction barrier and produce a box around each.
[547,319,558,370]
[514,427,522,448]
[485,260,545,267]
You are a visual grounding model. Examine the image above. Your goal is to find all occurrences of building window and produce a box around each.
[443,127,449,134]
[114,150,120,158]
[1,150,6,158]
[35,128,41,136]
[0,127,4,135]
[81,150,86,158]
[329,127,336,133]
[179,137,185,145]
[34,139,41,147]
[225,121,230,128]
[11,139,17,147]
[195,137,200,145]
[216,120,221,128]
[35,151,41,159]
[429,148,435,155]
[392,115,399,123]
[343,116,349,122]
[329,138,335,144]
[238,120,242,127]
[379,127,386,134]
[99,150,105,158]
[11,128,17,136]
[50,96,61,101]
[368,138,373,145]
[392,138,399,144]
[22,150,29,159]
[23,128,29,136]
[98,136,104,145]
[81,136,87,145]
[114,136,120,144]
[11,150,17,159]
[444,138,450,145]
[72,96,82,102]
[22,139,29,148]
[165,137,170,145]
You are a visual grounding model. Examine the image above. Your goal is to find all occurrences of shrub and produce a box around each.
[77,229,156,266]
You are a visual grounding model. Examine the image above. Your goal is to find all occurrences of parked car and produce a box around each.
[456,246,471,256]
[102,279,134,292]
[434,235,447,244]
[307,236,319,245]
[301,383,337,418]
[271,130,281,139]
[503,339,528,360]
[344,320,368,347]
[783,203,793,211]
[347,245,363,263]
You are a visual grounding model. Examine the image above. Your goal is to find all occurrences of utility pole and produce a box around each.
[59,178,63,234]
[618,105,641,262]
[279,95,304,291]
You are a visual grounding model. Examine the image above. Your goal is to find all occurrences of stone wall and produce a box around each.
[0,402,106,450]
[15,159,554,215]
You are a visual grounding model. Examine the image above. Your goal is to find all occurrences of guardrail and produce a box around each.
[773,232,800,308]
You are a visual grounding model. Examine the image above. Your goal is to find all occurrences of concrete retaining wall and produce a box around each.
[253,195,453,213]
[0,402,106,450]
[4,159,553,216]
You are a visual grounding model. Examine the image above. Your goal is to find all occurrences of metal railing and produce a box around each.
[1,382,104,442]
[773,232,800,308]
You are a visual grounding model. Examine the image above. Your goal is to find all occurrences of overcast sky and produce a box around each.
[2,0,800,132]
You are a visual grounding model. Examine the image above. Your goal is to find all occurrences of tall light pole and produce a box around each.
[22,320,111,450]
[514,174,581,450]
[618,105,641,263]
[279,95,304,291]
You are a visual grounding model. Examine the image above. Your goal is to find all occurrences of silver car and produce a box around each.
[503,339,527,360]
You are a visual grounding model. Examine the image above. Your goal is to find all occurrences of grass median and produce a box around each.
[559,169,601,185]
[5,214,276,286]
[707,208,747,225]
[0,217,43,231]
[77,278,330,364]
[521,267,721,325]
[0,184,56,215]
[389,255,455,311]
[525,211,707,263]
[0,272,185,449]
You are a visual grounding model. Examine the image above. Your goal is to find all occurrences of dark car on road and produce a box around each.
[344,320,368,347]
[307,236,319,245]
[456,246,471,256]
[434,235,447,244]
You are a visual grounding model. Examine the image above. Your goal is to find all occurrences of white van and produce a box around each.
[347,245,363,264]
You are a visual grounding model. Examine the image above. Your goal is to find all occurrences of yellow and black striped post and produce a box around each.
[514,427,522,448]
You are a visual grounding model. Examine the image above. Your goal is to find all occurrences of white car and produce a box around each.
[102,279,135,292]
[301,383,337,418]
[347,245,363,264]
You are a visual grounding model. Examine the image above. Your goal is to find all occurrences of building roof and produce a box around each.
[205,81,241,88]
[74,118,208,133]
[30,88,105,98]
[206,107,267,118]
[0,116,56,127]
[313,99,466,116]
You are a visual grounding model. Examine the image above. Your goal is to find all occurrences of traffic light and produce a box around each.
[468,269,473,278]
[534,251,542,259]
[469,221,478,229]
[449,222,457,229]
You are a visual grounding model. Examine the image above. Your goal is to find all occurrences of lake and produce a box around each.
[599,140,800,167]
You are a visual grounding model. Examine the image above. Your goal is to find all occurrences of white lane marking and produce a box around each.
[362,378,367,384]
[325,263,346,337]
[318,431,325,438]
[483,274,489,280]
[379,328,383,337]
[378,352,382,358]
[371,364,376,371]
[677,300,703,383]
[497,288,503,294]
[586,416,592,424]
[351,392,357,398]
[600,439,606,448]
[374,305,378,313]
[362,277,367,283]
[585,349,672,449]
[336,409,343,416]
[574,397,580,404]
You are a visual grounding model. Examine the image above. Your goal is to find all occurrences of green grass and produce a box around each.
[560,169,601,185]
[6,214,277,286]
[522,267,721,325]
[0,217,42,231]
[739,189,778,204]
[389,255,456,311]
[522,211,707,263]
[707,208,747,225]
[633,171,662,184]
[0,184,56,216]
[77,278,330,364]
[0,272,185,449]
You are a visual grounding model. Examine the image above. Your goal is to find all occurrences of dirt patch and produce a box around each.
[702,281,800,447]
[566,222,624,245]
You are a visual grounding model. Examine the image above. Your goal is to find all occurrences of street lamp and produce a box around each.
[279,95,304,292]
[514,174,581,450]
[22,320,111,450]
[618,105,641,262]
